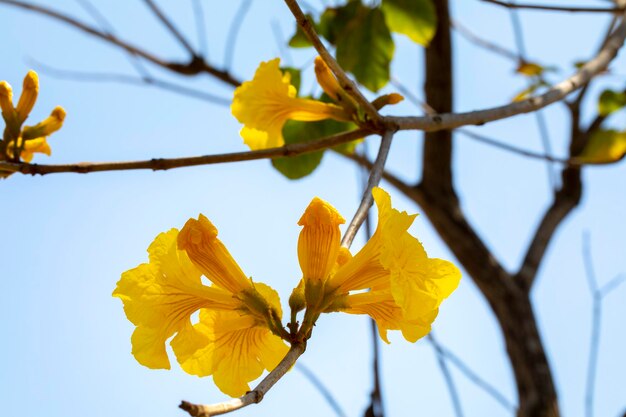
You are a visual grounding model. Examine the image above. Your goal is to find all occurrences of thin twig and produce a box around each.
[28,59,230,105]
[191,0,208,58]
[427,336,516,412]
[0,0,240,86]
[581,234,625,417]
[180,343,306,417]
[506,2,557,189]
[142,0,197,56]
[271,19,294,67]
[341,130,395,248]
[481,0,626,14]
[451,19,521,62]
[283,0,383,127]
[295,363,347,417]
[359,143,384,417]
[0,129,369,176]
[224,0,253,70]
[427,334,464,417]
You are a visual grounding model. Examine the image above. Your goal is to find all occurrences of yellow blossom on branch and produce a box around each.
[297,187,461,343]
[231,58,352,150]
[0,71,66,164]
[113,220,289,397]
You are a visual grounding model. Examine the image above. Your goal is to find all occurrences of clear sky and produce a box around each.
[0,1,625,417]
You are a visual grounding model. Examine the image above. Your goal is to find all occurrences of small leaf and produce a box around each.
[578,129,626,164]
[381,0,436,46]
[336,6,394,92]
[516,62,544,77]
[318,1,361,44]
[598,89,626,116]
[272,120,325,180]
[288,14,314,48]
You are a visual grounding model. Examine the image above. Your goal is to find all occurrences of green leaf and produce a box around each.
[598,89,626,116]
[381,0,436,46]
[272,120,325,180]
[336,6,394,92]
[288,14,314,48]
[318,1,361,44]
[578,129,626,164]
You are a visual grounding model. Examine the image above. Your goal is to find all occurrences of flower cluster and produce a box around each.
[0,71,66,165]
[113,188,460,396]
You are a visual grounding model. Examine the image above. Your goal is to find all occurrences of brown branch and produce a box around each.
[0,0,240,87]
[0,129,369,176]
[142,0,197,56]
[282,0,384,128]
[295,363,347,417]
[341,130,395,248]
[451,19,521,62]
[427,334,465,417]
[481,0,626,14]
[387,16,626,132]
[180,343,306,417]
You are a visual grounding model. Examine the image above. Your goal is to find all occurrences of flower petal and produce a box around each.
[297,197,345,284]
[178,215,252,294]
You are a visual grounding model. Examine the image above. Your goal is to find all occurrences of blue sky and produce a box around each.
[0,1,625,417]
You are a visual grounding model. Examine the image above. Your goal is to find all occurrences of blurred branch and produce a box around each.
[0,129,369,176]
[142,0,197,56]
[0,0,241,86]
[180,343,306,417]
[427,334,465,417]
[29,59,230,105]
[582,233,625,417]
[341,130,395,248]
[191,0,208,58]
[451,19,521,62]
[224,0,253,70]
[295,363,347,417]
[481,0,626,13]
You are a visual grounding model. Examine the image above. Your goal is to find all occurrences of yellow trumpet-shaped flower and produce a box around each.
[231,58,351,150]
[298,187,461,343]
[113,220,289,397]
[0,71,66,164]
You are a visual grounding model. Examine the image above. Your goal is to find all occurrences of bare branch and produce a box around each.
[341,130,395,248]
[224,0,253,70]
[142,0,197,56]
[191,0,208,58]
[451,19,521,62]
[282,0,383,127]
[0,0,241,86]
[0,129,369,176]
[427,335,516,412]
[180,343,306,417]
[481,0,626,14]
[28,59,231,105]
[387,16,626,132]
[295,363,347,417]
[427,334,465,417]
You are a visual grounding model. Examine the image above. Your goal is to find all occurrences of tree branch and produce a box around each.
[0,0,241,87]
[142,0,197,56]
[180,343,306,417]
[341,130,395,248]
[296,363,347,417]
[387,16,626,132]
[0,129,369,176]
[481,0,626,14]
[282,0,383,127]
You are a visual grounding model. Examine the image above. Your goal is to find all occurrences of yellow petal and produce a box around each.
[22,106,66,140]
[0,80,14,116]
[178,215,252,294]
[20,137,51,162]
[297,197,345,284]
[179,309,289,397]
[314,56,342,101]
[16,70,39,121]
[112,229,238,369]
[231,58,349,150]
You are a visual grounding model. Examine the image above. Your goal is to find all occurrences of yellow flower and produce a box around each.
[299,187,461,343]
[0,71,66,163]
[231,58,351,150]
[113,218,289,397]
